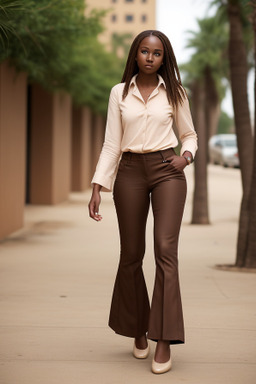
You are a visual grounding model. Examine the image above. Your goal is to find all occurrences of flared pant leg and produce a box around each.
[147,173,186,344]
[109,149,186,344]
[109,157,151,337]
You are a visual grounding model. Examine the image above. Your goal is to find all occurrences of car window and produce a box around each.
[222,140,237,147]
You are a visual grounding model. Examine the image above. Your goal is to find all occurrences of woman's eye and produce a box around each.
[140,50,161,57]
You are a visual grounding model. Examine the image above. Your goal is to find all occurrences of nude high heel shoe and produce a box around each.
[152,356,172,374]
[133,341,150,359]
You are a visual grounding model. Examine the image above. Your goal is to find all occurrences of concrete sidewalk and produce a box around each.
[0,165,255,384]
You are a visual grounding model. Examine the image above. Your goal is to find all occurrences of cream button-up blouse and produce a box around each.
[92,74,198,192]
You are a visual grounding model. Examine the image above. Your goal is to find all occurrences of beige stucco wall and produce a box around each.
[0,62,27,240]
[72,107,93,191]
[29,85,72,204]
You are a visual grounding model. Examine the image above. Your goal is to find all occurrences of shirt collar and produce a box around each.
[129,74,166,90]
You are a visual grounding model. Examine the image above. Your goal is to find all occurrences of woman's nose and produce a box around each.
[147,53,153,62]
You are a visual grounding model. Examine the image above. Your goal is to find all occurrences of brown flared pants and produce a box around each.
[109,148,187,344]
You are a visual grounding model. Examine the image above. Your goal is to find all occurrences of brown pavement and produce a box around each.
[0,165,255,384]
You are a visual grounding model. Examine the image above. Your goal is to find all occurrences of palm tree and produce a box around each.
[211,0,255,268]
[227,0,253,267]
[186,17,228,138]
[244,0,256,267]
[181,16,228,224]
[190,80,210,224]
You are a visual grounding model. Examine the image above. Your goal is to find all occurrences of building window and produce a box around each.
[125,0,134,2]
[125,14,134,22]
[141,0,147,2]
[111,14,117,22]
[141,14,147,22]
[112,0,117,3]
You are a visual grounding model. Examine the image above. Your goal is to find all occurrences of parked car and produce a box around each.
[209,134,239,168]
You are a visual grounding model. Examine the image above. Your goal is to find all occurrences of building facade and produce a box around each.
[86,0,156,51]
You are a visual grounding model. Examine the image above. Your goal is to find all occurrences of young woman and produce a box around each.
[88,30,197,374]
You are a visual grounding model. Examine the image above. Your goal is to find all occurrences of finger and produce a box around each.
[89,204,99,220]
[90,212,102,221]
[94,211,102,221]
[91,205,102,221]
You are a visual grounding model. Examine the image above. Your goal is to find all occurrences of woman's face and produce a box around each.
[136,35,164,75]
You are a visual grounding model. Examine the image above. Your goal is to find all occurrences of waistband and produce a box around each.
[122,147,175,161]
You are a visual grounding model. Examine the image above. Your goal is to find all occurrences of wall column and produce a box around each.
[91,114,105,176]
[72,107,92,191]
[30,85,72,204]
[0,62,27,240]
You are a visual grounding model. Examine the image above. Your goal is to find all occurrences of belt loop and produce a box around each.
[159,150,167,163]
[159,149,172,163]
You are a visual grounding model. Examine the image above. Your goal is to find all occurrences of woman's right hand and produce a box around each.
[88,184,102,222]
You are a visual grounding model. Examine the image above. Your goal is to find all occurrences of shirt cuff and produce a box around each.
[91,174,114,192]
[180,143,197,159]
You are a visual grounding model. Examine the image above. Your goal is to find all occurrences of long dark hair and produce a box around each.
[121,30,186,108]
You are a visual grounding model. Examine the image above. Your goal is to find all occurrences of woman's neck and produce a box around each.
[136,72,158,87]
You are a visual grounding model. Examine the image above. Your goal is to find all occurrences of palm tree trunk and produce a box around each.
[204,66,221,141]
[245,1,256,268]
[191,81,210,224]
[227,0,253,267]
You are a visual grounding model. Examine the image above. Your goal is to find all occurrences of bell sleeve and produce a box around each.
[91,85,123,192]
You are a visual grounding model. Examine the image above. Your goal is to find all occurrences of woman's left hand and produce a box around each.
[169,155,187,172]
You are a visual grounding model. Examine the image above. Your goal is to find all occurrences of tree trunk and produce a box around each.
[204,66,221,141]
[191,81,210,224]
[245,1,256,268]
[227,0,253,267]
